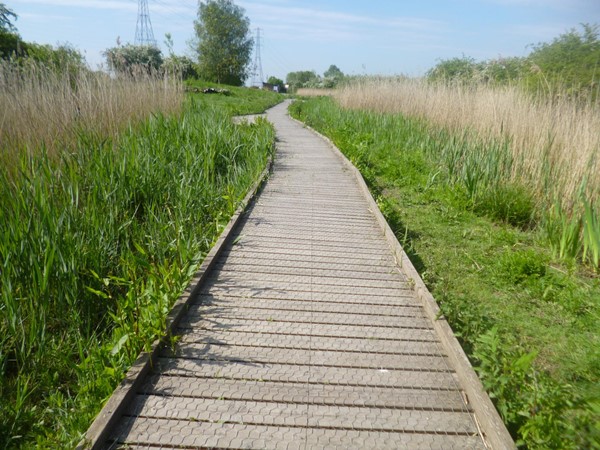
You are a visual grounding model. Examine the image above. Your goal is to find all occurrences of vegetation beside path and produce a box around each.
[290,97,600,449]
[0,78,281,448]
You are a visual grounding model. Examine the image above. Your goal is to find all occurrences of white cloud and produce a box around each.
[238,1,447,43]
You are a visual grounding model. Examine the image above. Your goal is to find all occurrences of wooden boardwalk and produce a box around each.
[89,101,513,449]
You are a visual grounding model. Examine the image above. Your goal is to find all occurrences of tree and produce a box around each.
[324,64,343,80]
[323,64,344,88]
[426,56,482,84]
[527,23,600,98]
[26,43,85,69]
[267,76,283,86]
[424,24,600,100]
[163,55,198,79]
[0,2,23,58]
[481,56,527,85]
[163,33,198,79]
[193,0,253,86]
[0,4,86,72]
[286,70,319,91]
[0,3,16,32]
[104,44,163,76]
[0,30,24,58]
[266,76,285,92]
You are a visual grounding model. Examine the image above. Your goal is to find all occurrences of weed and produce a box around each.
[499,249,548,284]
[474,184,536,229]
[472,328,586,449]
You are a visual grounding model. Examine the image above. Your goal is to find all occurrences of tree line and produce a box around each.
[427,23,600,100]
[284,65,345,91]
[3,1,597,96]
[1,0,256,85]
[3,0,349,92]
[1,3,87,74]
[284,24,599,101]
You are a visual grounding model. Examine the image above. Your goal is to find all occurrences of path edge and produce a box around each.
[289,112,515,450]
[76,155,274,450]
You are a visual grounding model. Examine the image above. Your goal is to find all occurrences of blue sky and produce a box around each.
[6,0,600,80]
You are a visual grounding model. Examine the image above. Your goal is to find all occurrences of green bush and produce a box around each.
[473,328,588,449]
[104,44,163,76]
[475,184,536,229]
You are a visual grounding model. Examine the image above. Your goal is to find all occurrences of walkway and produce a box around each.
[105,101,500,449]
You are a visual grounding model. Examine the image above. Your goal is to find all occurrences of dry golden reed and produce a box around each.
[335,78,600,209]
[0,61,183,160]
[297,88,336,97]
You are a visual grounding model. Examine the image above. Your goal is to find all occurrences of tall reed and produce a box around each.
[0,60,182,162]
[334,78,600,266]
[296,88,336,97]
[336,78,600,206]
[0,67,275,446]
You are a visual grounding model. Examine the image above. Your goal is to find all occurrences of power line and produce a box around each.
[151,0,196,25]
[263,41,294,79]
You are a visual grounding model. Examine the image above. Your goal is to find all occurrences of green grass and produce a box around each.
[290,97,600,449]
[185,80,284,115]
[0,88,280,448]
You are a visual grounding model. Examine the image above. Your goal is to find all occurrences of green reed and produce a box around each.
[0,96,276,448]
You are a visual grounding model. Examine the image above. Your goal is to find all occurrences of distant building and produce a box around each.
[261,82,286,93]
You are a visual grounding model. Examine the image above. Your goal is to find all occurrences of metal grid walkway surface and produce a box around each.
[106,101,491,449]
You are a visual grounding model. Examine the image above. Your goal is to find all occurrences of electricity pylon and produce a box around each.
[134,0,156,47]
[250,28,264,87]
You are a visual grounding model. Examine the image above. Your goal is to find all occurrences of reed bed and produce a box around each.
[0,60,183,162]
[333,78,600,267]
[336,78,600,208]
[0,69,276,447]
[296,87,336,97]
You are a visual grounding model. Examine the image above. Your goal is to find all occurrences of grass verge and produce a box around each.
[1,88,280,448]
[290,97,600,449]
[185,80,284,115]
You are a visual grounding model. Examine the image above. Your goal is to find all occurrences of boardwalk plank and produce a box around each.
[104,101,494,449]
